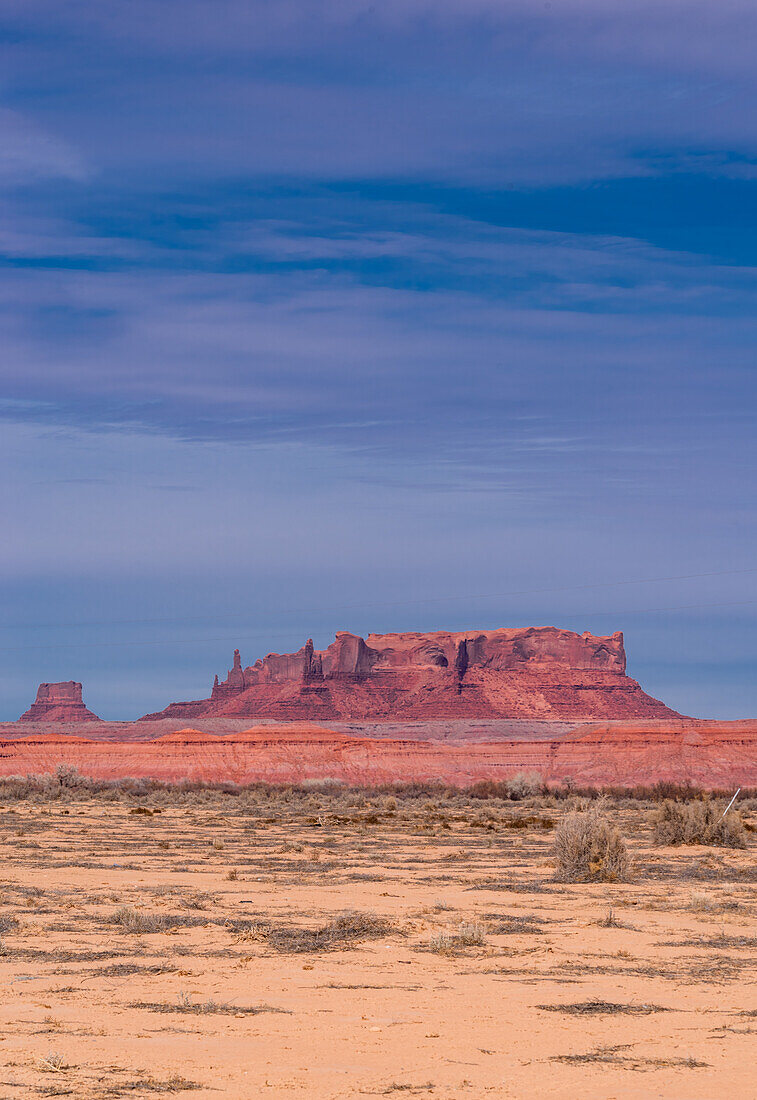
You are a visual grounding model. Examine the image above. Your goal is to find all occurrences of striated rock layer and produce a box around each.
[19,682,101,723]
[1,720,754,788]
[143,627,681,721]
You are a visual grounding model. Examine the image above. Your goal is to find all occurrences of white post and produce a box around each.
[721,788,741,819]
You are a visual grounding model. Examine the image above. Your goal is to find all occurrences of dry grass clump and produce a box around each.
[427,920,487,955]
[488,913,545,935]
[182,891,211,910]
[551,1047,708,1069]
[262,910,398,953]
[503,813,555,830]
[553,804,630,882]
[652,800,747,848]
[130,993,281,1016]
[105,906,169,934]
[538,1000,667,1016]
[595,907,635,929]
[121,1076,198,1093]
[38,1050,69,1072]
[686,890,740,913]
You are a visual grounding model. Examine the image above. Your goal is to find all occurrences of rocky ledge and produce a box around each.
[0,720,754,788]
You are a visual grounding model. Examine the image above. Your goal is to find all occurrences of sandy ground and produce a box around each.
[0,793,754,1099]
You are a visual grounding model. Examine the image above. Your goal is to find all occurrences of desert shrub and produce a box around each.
[469,780,508,800]
[52,764,86,789]
[260,910,397,953]
[454,920,486,945]
[506,771,544,799]
[427,920,487,954]
[106,906,169,934]
[469,774,544,800]
[299,778,345,792]
[129,993,280,1016]
[652,800,747,848]
[182,891,212,909]
[39,1051,68,1072]
[637,780,704,802]
[553,804,630,882]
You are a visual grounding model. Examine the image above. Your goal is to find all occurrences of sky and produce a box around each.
[1,0,757,720]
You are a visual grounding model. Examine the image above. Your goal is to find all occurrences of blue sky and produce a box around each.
[1,0,756,719]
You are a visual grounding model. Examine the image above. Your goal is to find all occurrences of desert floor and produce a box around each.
[0,787,754,1099]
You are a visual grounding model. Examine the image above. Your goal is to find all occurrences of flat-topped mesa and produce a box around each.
[19,682,102,722]
[143,626,682,721]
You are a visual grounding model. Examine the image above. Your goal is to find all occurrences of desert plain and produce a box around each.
[0,779,754,1100]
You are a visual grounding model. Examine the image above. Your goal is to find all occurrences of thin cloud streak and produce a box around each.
[0,1,756,717]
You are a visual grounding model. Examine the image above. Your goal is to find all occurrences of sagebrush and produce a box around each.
[553,804,630,882]
[652,800,746,848]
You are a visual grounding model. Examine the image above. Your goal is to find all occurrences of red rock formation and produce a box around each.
[19,682,101,723]
[0,720,754,788]
[143,627,681,721]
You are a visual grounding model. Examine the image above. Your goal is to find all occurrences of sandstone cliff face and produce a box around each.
[143,626,680,722]
[0,721,754,788]
[19,682,101,722]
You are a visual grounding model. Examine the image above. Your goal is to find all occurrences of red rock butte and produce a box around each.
[143,626,682,722]
[19,682,101,723]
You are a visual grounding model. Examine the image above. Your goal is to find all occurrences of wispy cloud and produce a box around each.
[0,108,87,184]
[1,1,757,718]
[3,2,757,186]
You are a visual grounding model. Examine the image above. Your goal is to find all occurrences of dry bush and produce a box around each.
[688,891,718,912]
[538,1000,667,1016]
[105,906,207,933]
[595,907,635,929]
[130,993,280,1016]
[506,771,544,799]
[503,813,555,830]
[427,920,487,955]
[182,891,211,909]
[686,891,739,913]
[105,906,169,934]
[38,1051,69,1072]
[652,800,747,848]
[553,804,630,882]
[123,1076,198,1093]
[468,775,543,801]
[261,910,397,953]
